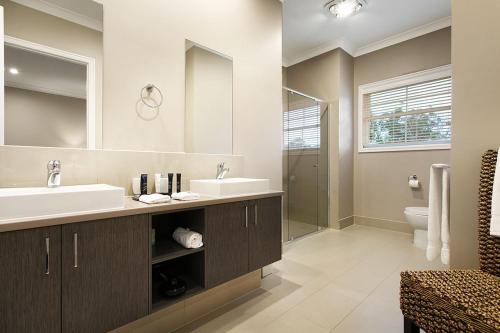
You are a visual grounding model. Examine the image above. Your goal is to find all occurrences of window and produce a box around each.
[284,103,321,150]
[358,65,452,152]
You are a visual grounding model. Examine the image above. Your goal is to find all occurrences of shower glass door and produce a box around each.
[283,88,328,241]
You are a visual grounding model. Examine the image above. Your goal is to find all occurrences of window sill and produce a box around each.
[358,143,451,153]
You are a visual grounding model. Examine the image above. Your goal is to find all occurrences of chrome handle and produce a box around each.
[254,204,258,226]
[45,237,50,275]
[73,233,78,268]
[245,205,248,228]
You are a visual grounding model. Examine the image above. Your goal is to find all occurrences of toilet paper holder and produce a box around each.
[408,175,420,189]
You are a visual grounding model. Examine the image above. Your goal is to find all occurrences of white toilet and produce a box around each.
[404,207,429,249]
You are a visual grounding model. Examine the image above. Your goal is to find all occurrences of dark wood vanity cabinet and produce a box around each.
[205,201,249,288]
[205,197,282,288]
[61,215,150,333]
[0,215,149,333]
[0,194,282,333]
[248,197,282,271]
[0,226,62,333]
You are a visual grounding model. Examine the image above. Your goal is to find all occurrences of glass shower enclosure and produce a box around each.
[282,88,329,241]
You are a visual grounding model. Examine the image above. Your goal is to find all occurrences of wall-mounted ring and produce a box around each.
[140,84,164,109]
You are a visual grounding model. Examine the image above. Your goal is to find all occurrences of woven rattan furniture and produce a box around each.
[400,150,500,333]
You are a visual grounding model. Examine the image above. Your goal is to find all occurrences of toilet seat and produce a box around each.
[404,207,429,216]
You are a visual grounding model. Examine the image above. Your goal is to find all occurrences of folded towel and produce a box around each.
[173,227,203,249]
[139,193,171,204]
[491,150,500,237]
[426,164,451,264]
[171,192,201,201]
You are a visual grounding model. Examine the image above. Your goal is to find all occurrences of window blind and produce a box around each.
[284,104,321,149]
[363,76,452,148]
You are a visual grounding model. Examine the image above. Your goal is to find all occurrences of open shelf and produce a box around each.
[150,209,206,312]
[151,252,205,312]
[152,280,203,312]
[152,239,204,265]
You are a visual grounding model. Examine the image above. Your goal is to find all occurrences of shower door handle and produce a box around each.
[313,164,319,168]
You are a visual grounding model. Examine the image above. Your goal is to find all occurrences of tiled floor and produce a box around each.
[175,225,447,333]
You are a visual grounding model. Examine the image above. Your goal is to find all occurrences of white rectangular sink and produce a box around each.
[0,184,125,220]
[190,178,270,196]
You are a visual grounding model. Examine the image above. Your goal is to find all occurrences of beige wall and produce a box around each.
[185,46,233,154]
[1,0,103,148]
[102,0,283,190]
[0,145,243,196]
[450,0,500,268]
[353,28,451,232]
[286,49,354,228]
[5,87,86,148]
[1,0,282,192]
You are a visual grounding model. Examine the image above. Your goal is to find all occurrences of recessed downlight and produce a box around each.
[8,68,19,75]
[325,0,366,19]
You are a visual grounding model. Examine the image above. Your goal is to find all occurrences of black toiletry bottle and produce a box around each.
[140,174,148,195]
[176,173,182,193]
[167,173,173,195]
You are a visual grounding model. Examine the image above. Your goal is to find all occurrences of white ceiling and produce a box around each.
[283,0,451,66]
[5,45,87,99]
[11,0,103,31]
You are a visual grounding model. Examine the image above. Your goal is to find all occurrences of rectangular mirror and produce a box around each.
[184,40,233,155]
[1,0,102,149]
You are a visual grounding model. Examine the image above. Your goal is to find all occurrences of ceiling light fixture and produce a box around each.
[325,0,366,19]
[9,68,19,75]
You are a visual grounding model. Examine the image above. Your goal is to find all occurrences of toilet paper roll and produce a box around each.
[409,179,420,189]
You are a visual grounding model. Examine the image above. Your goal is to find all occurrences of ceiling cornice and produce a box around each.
[354,16,451,57]
[11,0,103,31]
[283,16,451,67]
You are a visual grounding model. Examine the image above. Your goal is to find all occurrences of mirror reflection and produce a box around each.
[1,0,102,149]
[4,44,88,148]
[184,41,233,155]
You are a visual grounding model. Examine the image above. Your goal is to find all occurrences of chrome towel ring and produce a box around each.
[140,84,164,109]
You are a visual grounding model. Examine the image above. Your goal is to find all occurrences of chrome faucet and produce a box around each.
[216,162,230,180]
[47,160,61,188]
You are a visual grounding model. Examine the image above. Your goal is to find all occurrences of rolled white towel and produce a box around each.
[171,192,201,201]
[139,193,171,204]
[173,227,203,249]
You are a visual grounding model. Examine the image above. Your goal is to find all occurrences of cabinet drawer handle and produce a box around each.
[245,205,248,228]
[254,205,258,226]
[73,233,78,268]
[45,237,50,275]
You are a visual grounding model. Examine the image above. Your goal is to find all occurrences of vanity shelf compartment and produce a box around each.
[151,252,205,312]
[152,239,204,265]
[151,208,205,264]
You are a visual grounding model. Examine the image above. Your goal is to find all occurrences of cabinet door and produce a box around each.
[0,226,61,333]
[249,197,282,271]
[205,202,249,288]
[61,215,149,333]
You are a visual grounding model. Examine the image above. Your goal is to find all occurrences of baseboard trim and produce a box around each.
[354,215,413,234]
[338,215,354,229]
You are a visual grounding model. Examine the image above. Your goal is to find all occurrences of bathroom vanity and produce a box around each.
[0,192,282,333]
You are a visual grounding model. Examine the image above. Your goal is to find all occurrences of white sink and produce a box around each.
[0,184,124,220]
[190,178,270,196]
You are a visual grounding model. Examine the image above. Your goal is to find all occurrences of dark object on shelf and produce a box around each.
[167,173,173,195]
[176,173,182,192]
[158,273,187,298]
[140,174,148,195]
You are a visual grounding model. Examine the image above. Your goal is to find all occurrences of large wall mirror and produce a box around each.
[0,0,102,149]
[1,1,235,155]
[185,40,233,155]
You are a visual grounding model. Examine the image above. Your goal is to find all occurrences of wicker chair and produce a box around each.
[400,150,500,333]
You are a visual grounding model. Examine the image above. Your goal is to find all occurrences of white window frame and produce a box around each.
[1,35,97,149]
[358,65,452,153]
